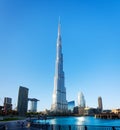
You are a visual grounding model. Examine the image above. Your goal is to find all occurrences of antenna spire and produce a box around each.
[58,16,61,36]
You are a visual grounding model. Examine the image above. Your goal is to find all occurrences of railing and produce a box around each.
[31,123,120,130]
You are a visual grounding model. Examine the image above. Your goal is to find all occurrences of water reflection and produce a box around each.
[37,116,120,126]
[76,117,85,125]
[49,116,87,125]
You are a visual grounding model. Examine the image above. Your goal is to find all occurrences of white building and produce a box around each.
[78,92,86,108]
[28,98,39,112]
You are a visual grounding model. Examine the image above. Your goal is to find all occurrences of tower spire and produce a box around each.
[58,16,61,36]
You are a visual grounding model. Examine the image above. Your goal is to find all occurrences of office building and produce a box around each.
[98,96,103,112]
[4,97,12,112]
[68,101,75,112]
[17,86,29,116]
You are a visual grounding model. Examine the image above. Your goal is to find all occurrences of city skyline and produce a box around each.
[0,0,120,111]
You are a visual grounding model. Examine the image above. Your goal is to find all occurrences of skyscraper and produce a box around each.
[51,20,68,113]
[4,97,12,113]
[78,92,86,108]
[98,96,103,111]
[17,86,29,116]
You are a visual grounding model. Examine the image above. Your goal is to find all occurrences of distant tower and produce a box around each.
[4,97,12,113]
[17,86,29,116]
[98,96,103,111]
[28,98,39,112]
[51,19,68,113]
[78,92,86,108]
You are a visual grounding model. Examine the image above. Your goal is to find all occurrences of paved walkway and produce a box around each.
[0,120,41,130]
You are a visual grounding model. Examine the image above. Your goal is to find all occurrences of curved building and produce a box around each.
[51,20,68,113]
[78,92,86,108]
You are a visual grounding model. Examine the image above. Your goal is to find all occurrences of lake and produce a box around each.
[37,116,120,126]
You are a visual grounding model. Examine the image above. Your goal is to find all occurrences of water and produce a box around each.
[37,116,120,126]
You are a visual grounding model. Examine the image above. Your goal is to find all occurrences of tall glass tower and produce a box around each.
[78,92,86,108]
[51,20,68,113]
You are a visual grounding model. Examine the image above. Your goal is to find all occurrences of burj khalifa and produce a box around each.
[51,20,68,113]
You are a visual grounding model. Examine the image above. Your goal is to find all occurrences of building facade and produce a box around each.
[68,101,75,112]
[78,92,86,108]
[51,20,68,113]
[112,109,120,114]
[4,97,12,113]
[98,96,103,112]
[28,98,39,112]
[17,86,29,116]
[84,107,99,116]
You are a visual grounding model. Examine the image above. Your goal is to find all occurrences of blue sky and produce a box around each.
[0,0,120,111]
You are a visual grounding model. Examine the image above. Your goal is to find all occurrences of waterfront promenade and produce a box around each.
[30,123,120,130]
[1,121,120,130]
[0,120,40,130]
